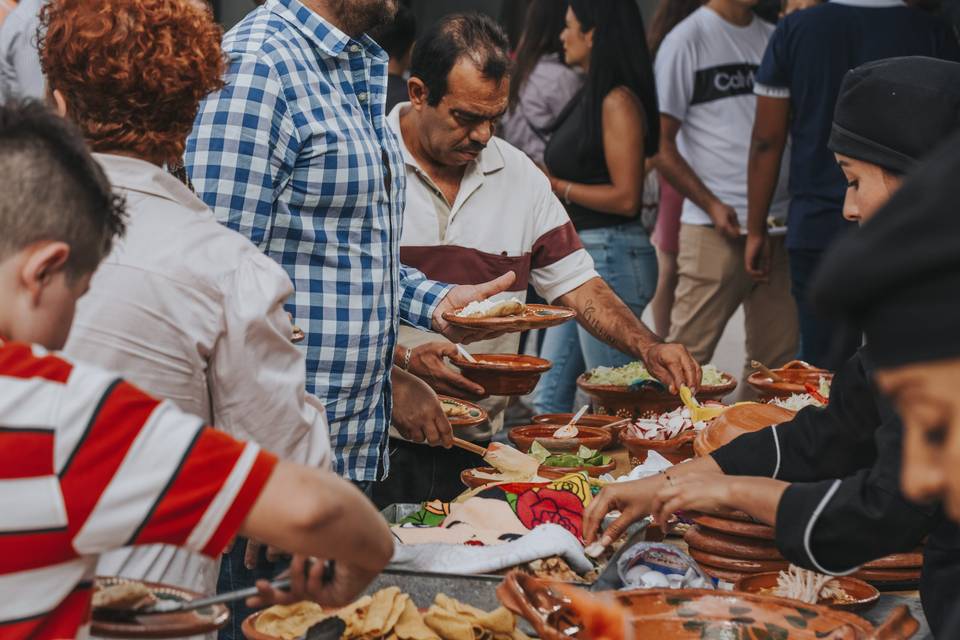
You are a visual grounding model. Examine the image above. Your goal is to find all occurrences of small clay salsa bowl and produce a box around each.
[747,360,833,401]
[577,371,738,419]
[734,572,880,613]
[532,413,628,446]
[620,428,696,464]
[449,353,551,396]
[507,424,613,453]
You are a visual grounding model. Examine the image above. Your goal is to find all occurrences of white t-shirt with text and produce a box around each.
[656,7,790,226]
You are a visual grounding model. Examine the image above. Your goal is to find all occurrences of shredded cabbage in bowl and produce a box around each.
[586,362,726,387]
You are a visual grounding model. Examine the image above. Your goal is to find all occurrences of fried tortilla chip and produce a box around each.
[254,601,330,640]
[394,598,439,640]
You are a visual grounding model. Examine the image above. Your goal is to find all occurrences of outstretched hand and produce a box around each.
[641,342,701,395]
[432,272,518,344]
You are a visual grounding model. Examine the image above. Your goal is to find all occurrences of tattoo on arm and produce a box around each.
[565,278,659,358]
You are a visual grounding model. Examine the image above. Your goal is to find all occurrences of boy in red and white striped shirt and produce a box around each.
[0,102,393,639]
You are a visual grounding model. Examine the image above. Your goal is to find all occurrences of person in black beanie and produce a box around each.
[584,56,960,636]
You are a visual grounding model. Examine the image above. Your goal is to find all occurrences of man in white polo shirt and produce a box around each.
[372,13,700,506]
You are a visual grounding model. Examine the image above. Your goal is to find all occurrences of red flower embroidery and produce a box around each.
[516,488,584,540]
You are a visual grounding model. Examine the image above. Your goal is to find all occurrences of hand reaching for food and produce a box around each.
[640,342,702,395]
[651,473,787,532]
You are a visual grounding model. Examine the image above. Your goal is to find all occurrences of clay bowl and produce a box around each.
[438,395,488,429]
[576,370,737,420]
[693,403,796,456]
[747,360,833,401]
[449,353,551,396]
[691,513,775,541]
[460,462,615,489]
[242,611,276,640]
[532,413,629,446]
[735,572,880,613]
[496,572,911,640]
[508,424,613,453]
[92,577,230,638]
[620,428,695,464]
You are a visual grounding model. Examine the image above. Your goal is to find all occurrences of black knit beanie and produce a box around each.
[813,128,960,369]
[829,57,960,175]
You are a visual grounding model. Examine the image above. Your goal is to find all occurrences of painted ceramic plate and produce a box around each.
[442,303,576,331]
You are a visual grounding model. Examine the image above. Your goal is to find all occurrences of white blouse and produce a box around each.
[66,153,330,597]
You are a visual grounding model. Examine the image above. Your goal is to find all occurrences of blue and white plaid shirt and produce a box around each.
[186,0,451,481]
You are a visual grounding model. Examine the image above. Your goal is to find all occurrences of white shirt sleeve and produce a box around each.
[654,29,697,123]
[209,252,331,469]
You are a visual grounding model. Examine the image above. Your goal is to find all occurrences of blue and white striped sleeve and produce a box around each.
[398,265,452,331]
[185,54,299,250]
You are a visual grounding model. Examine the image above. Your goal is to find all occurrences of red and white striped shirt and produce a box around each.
[0,340,277,639]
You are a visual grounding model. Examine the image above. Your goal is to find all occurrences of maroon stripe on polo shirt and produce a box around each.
[400,245,531,289]
[531,222,584,271]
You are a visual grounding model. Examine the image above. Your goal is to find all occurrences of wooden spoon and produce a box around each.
[751,360,785,383]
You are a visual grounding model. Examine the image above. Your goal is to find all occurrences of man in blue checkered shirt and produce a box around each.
[186,0,513,483]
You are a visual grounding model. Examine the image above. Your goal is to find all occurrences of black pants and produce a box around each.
[371,438,487,509]
[788,248,861,368]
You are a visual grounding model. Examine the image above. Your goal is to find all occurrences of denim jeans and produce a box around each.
[534,221,657,414]
[788,248,860,369]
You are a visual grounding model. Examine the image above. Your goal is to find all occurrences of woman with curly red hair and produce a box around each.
[37,0,332,609]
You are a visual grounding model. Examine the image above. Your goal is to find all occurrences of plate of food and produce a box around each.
[243,586,529,640]
[442,298,576,332]
[508,424,613,453]
[497,571,909,640]
[577,363,737,419]
[735,567,880,612]
[91,577,229,638]
[438,395,487,428]
[747,360,833,402]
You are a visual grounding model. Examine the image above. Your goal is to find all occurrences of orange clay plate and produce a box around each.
[735,572,880,613]
[91,577,229,639]
[438,395,488,428]
[691,513,776,541]
[442,303,576,332]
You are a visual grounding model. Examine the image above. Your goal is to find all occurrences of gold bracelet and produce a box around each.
[400,346,413,371]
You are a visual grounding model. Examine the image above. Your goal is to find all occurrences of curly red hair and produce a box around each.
[39,0,225,164]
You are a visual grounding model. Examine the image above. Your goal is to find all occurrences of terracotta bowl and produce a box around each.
[460,462,615,489]
[242,611,276,640]
[747,360,833,401]
[576,371,738,419]
[507,424,613,453]
[449,353,551,396]
[532,413,629,446]
[496,572,915,640]
[735,572,880,613]
[620,428,695,464]
[92,577,230,639]
[693,403,796,456]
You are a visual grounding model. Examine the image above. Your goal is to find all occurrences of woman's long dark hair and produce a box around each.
[569,0,660,159]
[647,0,704,57]
[508,0,570,111]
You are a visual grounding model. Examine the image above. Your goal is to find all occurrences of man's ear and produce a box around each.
[21,241,71,304]
[407,77,429,110]
[50,89,68,117]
